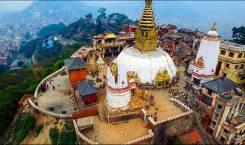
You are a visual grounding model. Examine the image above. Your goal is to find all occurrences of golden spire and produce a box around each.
[135,0,158,51]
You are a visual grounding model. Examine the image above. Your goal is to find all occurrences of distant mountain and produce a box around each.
[19,12,133,65]
[61,12,134,41]
[0,1,94,37]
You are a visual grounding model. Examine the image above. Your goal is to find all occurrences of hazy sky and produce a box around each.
[0,1,32,12]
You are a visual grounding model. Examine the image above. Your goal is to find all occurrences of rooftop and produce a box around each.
[64,57,86,71]
[77,81,99,97]
[178,128,203,144]
[220,41,245,52]
[202,77,238,94]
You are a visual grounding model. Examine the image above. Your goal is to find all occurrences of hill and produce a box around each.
[85,1,245,38]
[0,1,94,38]
[18,10,134,65]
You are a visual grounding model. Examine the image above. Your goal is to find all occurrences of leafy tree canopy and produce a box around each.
[38,23,66,38]
[232,26,245,44]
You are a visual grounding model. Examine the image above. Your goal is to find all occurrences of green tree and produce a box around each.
[59,131,77,145]
[38,23,66,38]
[232,26,245,44]
[24,32,32,40]
[34,124,43,137]
[49,127,59,145]
[85,13,93,19]
[13,113,35,144]
[97,8,107,19]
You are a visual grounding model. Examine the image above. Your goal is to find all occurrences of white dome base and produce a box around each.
[116,47,176,84]
[106,89,131,109]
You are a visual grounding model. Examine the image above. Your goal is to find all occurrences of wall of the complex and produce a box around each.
[153,113,193,144]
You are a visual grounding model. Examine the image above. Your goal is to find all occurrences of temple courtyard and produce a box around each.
[36,72,75,114]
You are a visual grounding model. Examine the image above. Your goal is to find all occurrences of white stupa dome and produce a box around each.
[116,47,176,84]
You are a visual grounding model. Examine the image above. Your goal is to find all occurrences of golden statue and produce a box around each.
[135,0,158,51]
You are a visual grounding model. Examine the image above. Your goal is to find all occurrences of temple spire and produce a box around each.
[145,0,152,6]
[135,0,157,51]
[207,23,219,37]
[211,22,217,31]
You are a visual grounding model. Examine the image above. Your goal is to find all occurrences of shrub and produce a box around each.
[15,129,28,144]
[12,113,35,144]
[59,131,77,145]
[34,124,43,137]
[49,127,59,145]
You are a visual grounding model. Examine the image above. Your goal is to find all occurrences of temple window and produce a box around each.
[235,65,238,69]
[229,52,234,57]
[220,50,226,55]
[211,121,216,127]
[208,89,212,95]
[238,53,242,58]
[240,64,244,69]
[226,63,230,68]
[216,104,223,113]
[213,113,219,120]
[223,128,229,134]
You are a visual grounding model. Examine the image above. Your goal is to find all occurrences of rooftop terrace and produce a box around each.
[220,41,245,52]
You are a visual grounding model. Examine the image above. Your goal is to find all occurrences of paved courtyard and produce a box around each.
[37,73,75,114]
[147,89,185,121]
[82,116,149,144]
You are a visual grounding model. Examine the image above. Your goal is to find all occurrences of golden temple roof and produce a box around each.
[135,0,158,51]
[104,33,116,39]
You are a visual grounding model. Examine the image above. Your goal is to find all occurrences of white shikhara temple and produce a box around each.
[106,0,176,109]
[191,24,220,85]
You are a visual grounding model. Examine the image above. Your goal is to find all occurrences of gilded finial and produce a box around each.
[145,0,152,6]
[135,0,157,51]
[211,23,217,31]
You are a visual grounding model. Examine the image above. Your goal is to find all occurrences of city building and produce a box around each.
[215,41,245,85]
[160,33,183,56]
[93,33,124,58]
[159,24,177,37]
[123,24,137,37]
[64,57,87,88]
[187,77,244,145]
[199,77,245,145]
[177,128,203,144]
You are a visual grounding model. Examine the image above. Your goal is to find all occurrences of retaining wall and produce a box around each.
[28,98,72,119]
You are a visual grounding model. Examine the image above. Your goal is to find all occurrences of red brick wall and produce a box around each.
[82,94,97,105]
[72,105,98,119]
